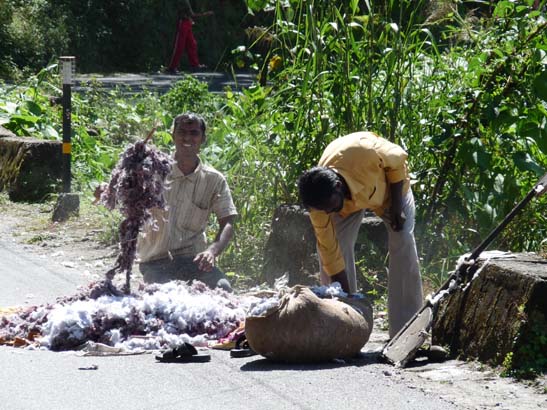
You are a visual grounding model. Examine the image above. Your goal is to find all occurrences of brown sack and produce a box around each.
[245,285,373,363]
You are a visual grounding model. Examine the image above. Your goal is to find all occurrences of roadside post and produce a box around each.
[52,56,80,222]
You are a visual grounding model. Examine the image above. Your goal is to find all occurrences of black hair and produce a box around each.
[297,166,339,209]
[173,112,207,137]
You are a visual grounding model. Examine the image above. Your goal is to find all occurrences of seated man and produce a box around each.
[137,112,237,291]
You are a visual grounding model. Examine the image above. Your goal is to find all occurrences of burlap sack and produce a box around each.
[245,285,373,363]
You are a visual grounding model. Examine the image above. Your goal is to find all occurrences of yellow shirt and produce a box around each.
[309,132,410,275]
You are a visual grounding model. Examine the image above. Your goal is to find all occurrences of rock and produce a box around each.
[432,253,547,373]
[357,214,388,255]
[0,136,63,202]
[262,204,387,287]
[262,204,319,286]
[52,193,80,222]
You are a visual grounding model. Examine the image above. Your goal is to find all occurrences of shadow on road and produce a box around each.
[239,351,383,372]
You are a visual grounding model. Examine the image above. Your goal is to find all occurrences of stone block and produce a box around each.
[52,192,80,222]
[262,204,319,286]
[432,253,547,372]
[0,136,63,202]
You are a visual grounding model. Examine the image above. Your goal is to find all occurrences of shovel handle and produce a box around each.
[468,171,547,261]
[427,171,547,300]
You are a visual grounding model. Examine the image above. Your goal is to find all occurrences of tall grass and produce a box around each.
[1,0,546,290]
[224,0,547,281]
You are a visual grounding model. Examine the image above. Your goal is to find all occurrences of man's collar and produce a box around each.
[171,157,202,180]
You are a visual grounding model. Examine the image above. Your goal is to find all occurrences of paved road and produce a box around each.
[0,233,460,410]
[0,236,89,307]
[75,71,257,95]
[1,347,454,410]
[1,220,545,410]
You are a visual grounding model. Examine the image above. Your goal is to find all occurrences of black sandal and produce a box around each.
[156,342,211,363]
[230,334,256,358]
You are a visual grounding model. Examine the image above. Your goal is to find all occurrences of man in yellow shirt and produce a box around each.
[297,131,423,337]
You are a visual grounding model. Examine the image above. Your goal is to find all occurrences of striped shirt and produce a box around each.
[137,159,237,263]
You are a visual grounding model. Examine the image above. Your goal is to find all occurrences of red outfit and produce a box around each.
[168,18,200,69]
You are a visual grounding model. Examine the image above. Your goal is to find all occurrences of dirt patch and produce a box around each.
[0,193,119,279]
[365,333,547,410]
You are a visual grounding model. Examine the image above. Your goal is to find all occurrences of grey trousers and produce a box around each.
[318,189,423,337]
[139,255,232,292]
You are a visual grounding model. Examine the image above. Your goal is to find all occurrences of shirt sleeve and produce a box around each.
[374,136,408,184]
[309,210,345,275]
[212,176,238,219]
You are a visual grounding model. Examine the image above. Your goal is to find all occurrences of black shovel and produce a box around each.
[382,172,547,367]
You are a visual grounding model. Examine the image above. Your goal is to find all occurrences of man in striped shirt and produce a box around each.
[137,113,237,291]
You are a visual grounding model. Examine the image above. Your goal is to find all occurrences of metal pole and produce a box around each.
[52,56,79,222]
[60,56,75,193]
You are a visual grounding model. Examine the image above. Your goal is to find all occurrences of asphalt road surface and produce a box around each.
[74,71,256,95]
[1,215,545,410]
[0,232,460,410]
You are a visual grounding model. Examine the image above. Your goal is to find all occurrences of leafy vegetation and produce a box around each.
[1,1,546,305]
[502,310,547,379]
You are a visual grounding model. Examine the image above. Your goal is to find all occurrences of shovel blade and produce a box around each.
[382,306,433,367]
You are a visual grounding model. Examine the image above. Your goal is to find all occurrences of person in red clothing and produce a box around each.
[166,0,213,73]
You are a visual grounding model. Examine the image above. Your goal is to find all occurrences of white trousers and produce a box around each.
[318,189,423,337]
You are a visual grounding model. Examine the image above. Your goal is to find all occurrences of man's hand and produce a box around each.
[194,215,234,272]
[193,249,215,272]
[390,207,406,232]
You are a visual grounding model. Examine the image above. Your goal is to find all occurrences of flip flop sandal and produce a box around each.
[156,342,211,363]
[230,334,256,358]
